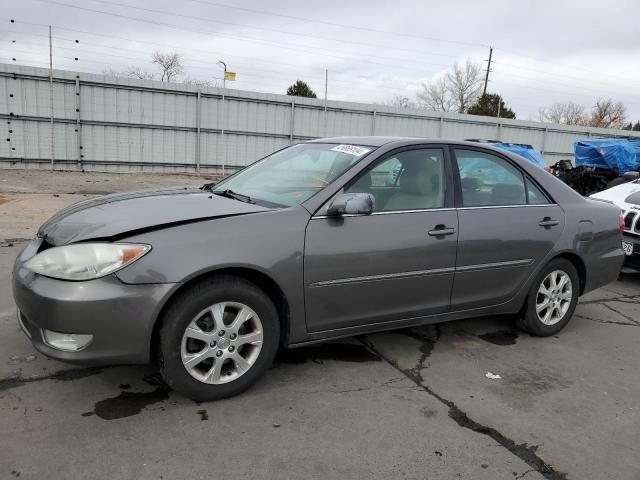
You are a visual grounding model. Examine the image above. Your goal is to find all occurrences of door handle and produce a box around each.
[428,225,456,237]
[538,217,559,228]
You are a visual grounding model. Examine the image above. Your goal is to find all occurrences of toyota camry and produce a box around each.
[13,137,624,400]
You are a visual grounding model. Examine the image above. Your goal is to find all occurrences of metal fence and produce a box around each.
[2,63,639,173]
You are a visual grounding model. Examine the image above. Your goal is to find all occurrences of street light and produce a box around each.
[217,60,227,89]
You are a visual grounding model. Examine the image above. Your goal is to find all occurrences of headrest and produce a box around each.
[399,152,439,195]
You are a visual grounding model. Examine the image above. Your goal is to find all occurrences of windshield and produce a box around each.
[213,143,374,207]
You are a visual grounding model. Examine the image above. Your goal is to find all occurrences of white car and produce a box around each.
[591,178,640,271]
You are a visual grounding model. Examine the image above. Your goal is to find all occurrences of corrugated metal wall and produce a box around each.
[2,63,639,173]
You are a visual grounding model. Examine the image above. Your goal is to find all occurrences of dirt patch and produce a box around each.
[0,169,223,240]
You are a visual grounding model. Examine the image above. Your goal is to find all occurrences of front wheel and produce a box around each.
[158,275,280,401]
[518,259,579,336]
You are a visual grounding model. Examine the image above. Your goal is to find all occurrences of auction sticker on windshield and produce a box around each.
[330,145,372,156]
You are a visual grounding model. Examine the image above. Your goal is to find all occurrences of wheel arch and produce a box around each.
[150,267,291,363]
[550,251,587,295]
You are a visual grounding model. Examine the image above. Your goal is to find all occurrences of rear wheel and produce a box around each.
[159,275,280,401]
[518,259,579,336]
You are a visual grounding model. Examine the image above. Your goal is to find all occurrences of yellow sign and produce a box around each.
[224,71,236,81]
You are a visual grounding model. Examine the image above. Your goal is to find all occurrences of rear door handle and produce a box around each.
[428,225,456,237]
[538,217,559,228]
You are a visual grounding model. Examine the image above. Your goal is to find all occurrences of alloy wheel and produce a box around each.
[536,270,572,326]
[180,302,263,384]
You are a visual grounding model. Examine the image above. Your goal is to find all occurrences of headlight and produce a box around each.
[25,243,151,281]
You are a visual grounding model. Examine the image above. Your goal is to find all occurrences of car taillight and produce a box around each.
[620,213,625,235]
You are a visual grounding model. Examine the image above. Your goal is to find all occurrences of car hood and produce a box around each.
[38,186,271,246]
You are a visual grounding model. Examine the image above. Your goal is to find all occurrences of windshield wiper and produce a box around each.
[211,189,256,204]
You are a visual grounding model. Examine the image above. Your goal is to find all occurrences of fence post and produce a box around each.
[541,126,548,159]
[290,100,295,143]
[439,115,444,137]
[371,109,376,135]
[196,90,201,174]
[75,76,82,169]
[220,92,226,176]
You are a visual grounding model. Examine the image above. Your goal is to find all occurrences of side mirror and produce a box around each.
[623,171,639,182]
[327,193,375,216]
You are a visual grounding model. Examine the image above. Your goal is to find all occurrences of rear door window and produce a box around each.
[454,149,526,207]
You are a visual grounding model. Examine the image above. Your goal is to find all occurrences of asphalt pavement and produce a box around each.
[1,239,639,480]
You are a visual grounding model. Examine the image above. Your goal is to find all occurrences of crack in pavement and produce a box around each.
[394,325,442,378]
[358,335,568,480]
[575,314,639,327]
[516,469,536,479]
[0,367,105,392]
[599,303,640,325]
[579,294,640,306]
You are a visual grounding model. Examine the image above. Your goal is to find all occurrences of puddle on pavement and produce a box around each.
[87,374,170,420]
[91,388,169,420]
[274,343,380,365]
[478,330,518,346]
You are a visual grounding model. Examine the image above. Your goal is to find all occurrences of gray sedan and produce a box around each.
[13,137,624,400]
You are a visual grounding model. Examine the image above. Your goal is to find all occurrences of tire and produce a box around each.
[158,275,280,401]
[605,176,627,189]
[517,258,580,337]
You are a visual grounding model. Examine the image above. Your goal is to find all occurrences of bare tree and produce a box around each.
[538,101,588,125]
[417,60,483,113]
[183,77,218,88]
[446,60,483,113]
[538,98,627,129]
[101,67,123,78]
[124,66,156,80]
[152,52,184,82]
[417,76,454,112]
[589,98,627,129]
[386,95,416,109]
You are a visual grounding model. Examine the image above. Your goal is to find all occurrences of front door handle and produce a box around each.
[428,225,456,237]
[538,217,560,228]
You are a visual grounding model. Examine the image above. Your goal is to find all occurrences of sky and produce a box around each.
[2,0,640,122]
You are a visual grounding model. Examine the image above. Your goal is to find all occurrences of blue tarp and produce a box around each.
[490,142,546,169]
[574,139,638,173]
[628,138,640,164]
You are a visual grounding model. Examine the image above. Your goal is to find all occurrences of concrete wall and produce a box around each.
[2,63,639,173]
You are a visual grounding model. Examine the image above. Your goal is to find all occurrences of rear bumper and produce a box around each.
[12,239,175,365]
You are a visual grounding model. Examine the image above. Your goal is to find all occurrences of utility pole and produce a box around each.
[483,46,493,96]
[49,25,54,170]
[324,69,328,136]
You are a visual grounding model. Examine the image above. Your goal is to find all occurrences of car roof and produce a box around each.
[307,136,494,148]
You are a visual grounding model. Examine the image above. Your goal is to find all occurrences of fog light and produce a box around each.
[42,329,93,351]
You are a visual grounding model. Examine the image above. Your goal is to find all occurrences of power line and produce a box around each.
[78,0,454,70]
[22,0,449,76]
[493,46,639,87]
[187,0,489,49]
[1,33,405,95]
[7,24,637,103]
[492,68,640,105]
[84,0,468,63]
[492,60,639,95]
[189,0,639,89]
